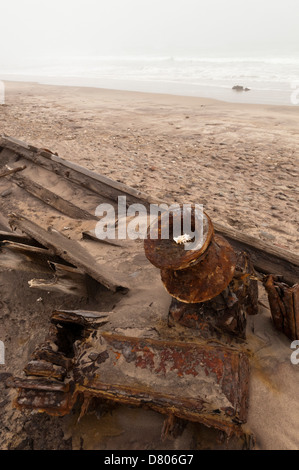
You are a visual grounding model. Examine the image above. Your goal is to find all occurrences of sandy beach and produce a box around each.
[0,81,298,451]
[0,81,298,254]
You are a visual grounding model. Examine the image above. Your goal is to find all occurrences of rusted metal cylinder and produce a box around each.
[144,206,237,303]
[144,206,258,339]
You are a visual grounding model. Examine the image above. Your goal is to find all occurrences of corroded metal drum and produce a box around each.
[144,206,237,303]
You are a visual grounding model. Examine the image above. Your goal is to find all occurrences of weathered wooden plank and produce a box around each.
[1,240,53,255]
[49,152,157,207]
[9,214,129,292]
[29,262,88,297]
[51,309,110,328]
[0,136,154,208]
[82,230,124,247]
[24,360,67,381]
[0,240,56,273]
[10,173,97,220]
[0,165,26,178]
[214,223,299,286]
[0,230,33,244]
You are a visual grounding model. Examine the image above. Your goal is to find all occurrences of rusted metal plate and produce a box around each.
[73,332,250,428]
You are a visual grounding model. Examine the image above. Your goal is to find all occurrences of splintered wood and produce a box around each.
[29,263,88,297]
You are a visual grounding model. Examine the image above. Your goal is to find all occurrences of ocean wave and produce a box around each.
[1,54,298,94]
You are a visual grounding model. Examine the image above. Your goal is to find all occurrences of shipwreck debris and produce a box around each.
[28,263,88,297]
[9,214,129,292]
[263,274,299,340]
[0,240,59,273]
[161,234,237,304]
[1,134,298,283]
[144,207,257,319]
[0,135,297,450]
[10,172,97,220]
[232,85,250,92]
[0,164,26,178]
[144,207,215,271]
[168,251,258,340]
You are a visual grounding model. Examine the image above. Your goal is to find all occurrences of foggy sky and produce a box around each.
[0,0,298,61]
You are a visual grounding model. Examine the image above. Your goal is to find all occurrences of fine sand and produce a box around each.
[0,81,298,450]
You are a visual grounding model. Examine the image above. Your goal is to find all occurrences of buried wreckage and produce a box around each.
[0,135,298,449]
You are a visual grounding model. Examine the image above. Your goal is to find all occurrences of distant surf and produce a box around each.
[1,55,298,105]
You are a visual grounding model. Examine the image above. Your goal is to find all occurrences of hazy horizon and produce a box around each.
[1,0,298,105]
[0,0,298,62]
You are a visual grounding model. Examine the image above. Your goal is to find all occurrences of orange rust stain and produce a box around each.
[112,351,121,366]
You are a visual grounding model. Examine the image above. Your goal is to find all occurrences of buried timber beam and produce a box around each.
[72,332,250,426]
[10,172,97,220]
[11,330,252,436]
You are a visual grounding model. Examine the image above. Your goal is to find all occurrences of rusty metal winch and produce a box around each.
[144,206,258,340]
